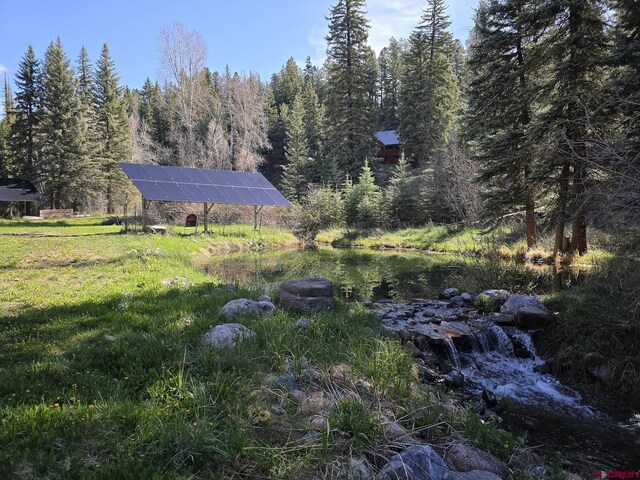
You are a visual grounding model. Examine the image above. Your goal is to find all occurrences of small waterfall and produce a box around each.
[510,330,537,358]
[443,336,461,370]
[471,325,515,357]
[460,325,597,418]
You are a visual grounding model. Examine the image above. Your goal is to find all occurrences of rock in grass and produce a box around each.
[279,278,334,313]
[219,298,276,319]
[440,288,460,300]
[295,317,311,329]
[334,458,372,480]
[202,323,256,349]
[376,445,450,480]
[444,444,505,476]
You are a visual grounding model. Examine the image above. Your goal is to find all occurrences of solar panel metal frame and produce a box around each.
[120,163,291,207]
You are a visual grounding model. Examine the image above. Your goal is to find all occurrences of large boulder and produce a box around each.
[219,299,276,319]
[500,295,552,331]
[376,445,450,480]
[500,294,544,316]
[515,306,552,331]
[444,444,505,476]
[279,278,334,313]
[202,323,256,349]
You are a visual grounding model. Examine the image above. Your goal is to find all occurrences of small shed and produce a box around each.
[375,130,403,164]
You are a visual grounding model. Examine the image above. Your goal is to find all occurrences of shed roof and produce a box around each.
[0,179,45,202]
[375,130,401,146]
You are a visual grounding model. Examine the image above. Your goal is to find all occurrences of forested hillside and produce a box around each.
[0,0,638,254]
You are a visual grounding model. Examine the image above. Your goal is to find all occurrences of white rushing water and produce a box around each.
[460,326,600,418]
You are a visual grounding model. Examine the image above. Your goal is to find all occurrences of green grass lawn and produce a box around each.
[0,218,579,478]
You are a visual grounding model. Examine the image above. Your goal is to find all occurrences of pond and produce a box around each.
[199,246,586,301]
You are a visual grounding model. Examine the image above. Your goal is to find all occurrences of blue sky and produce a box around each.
[0,0,478,90]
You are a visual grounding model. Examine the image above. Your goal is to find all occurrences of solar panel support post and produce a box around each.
[202,203,214,234]
[203,202,208,234]
[253,205,263,231]
[142,196,148,233]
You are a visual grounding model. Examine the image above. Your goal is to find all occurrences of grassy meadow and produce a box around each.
[0,218,543,479]
[1,217,636,478]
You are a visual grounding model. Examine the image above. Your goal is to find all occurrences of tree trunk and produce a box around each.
[554,161,571,257]
[571,215,588,254]
[525,199,536,248]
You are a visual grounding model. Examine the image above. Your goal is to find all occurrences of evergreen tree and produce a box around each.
[76,46,102,204]
[271,58,303,107]
[399,0,458,165]
[301,81,326,183]
[378,37,405,130]
[343,160,382,228]
[385,155,420,227]
[281,93,311,201]
[39,38,89,208]
[94,43,131,213]
[466,0,539,247]
[325,0,377,177]
[0,76,14,177]
[533,0,607,255]
[9,45,41,181]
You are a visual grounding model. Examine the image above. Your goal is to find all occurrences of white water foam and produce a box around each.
[460,329,600,418]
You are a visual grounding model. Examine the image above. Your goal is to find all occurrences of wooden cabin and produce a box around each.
[375,130,403,164]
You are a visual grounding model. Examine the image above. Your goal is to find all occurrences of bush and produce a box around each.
[281,186,343,247]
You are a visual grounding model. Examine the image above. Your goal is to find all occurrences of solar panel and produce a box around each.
[120,163,291,207]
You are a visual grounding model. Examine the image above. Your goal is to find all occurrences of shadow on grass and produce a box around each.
[0,278,383,478]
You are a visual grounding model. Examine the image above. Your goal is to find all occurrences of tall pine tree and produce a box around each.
[399,0,458,166]
[378,37,405,130]
[533,0,607,255]
[281,93,311,201]
[94,43,131,213]
[467,0,539,247]
[9,45,41,181]
[0,76,14,177]
[325,0,377,177]
[39,38,89,208]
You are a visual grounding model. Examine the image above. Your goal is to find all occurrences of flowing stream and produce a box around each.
[201,247,640,473]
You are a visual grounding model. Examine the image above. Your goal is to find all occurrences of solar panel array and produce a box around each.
[120,163,291,207]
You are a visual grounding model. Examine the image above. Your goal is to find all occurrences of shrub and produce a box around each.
[281,186,343,247]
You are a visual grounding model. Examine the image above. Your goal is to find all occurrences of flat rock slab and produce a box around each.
[202,323,256,349]
[279,277,334,313]
[280,278,334,297]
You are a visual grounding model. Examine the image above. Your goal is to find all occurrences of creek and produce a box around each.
[200,247,640,474]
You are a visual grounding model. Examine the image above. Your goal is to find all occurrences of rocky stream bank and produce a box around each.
[202,279,639,479]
